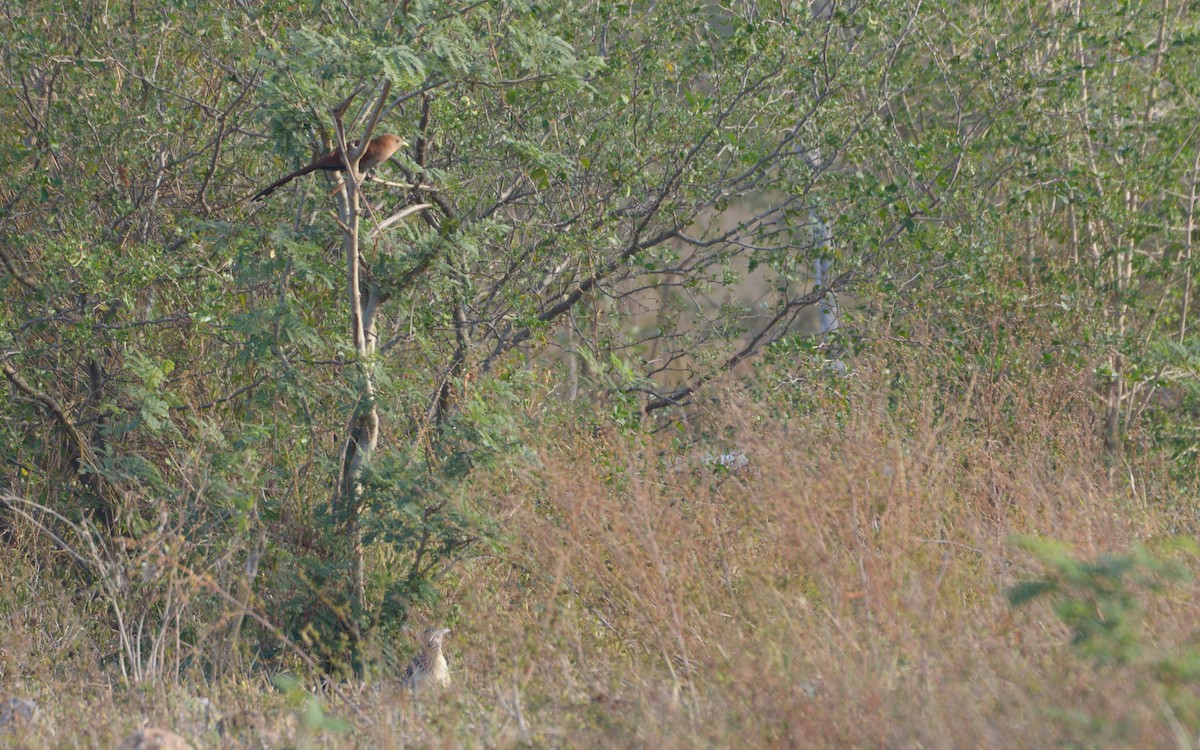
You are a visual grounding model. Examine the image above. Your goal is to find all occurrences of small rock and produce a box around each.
[117,727,195,750]
[0,697,38,728]
[699,451,750,470]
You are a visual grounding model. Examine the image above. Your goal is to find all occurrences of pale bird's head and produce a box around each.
[422,626,450,650]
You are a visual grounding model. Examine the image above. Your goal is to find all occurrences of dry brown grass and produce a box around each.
[3,352,1199,748]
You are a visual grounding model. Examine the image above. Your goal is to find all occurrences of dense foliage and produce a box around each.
[1,0,1199,742]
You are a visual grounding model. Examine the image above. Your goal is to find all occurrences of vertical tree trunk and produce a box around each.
[336,174,379,615]
[330,82,390,618]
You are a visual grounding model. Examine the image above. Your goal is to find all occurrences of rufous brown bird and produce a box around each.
[251,133,406,201]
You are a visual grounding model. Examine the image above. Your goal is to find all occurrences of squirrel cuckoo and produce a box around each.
[251,134,406,201]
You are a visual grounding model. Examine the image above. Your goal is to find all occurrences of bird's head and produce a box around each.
[422,627,451,649]
[359,133,407,171]
[376,134,406,149]
[373,134,407,159]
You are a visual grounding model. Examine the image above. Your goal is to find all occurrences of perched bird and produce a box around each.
[251,134,406,201]
[401,627,451,692]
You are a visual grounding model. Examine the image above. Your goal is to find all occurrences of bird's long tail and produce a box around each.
[250,163,320,202]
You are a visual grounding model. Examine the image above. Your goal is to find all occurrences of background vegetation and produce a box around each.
[2,0,1200,746]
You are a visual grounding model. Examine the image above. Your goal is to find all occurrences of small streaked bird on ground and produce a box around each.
[401,627,451,693]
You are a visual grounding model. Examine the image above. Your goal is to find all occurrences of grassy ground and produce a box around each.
[2,350,1199,748]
